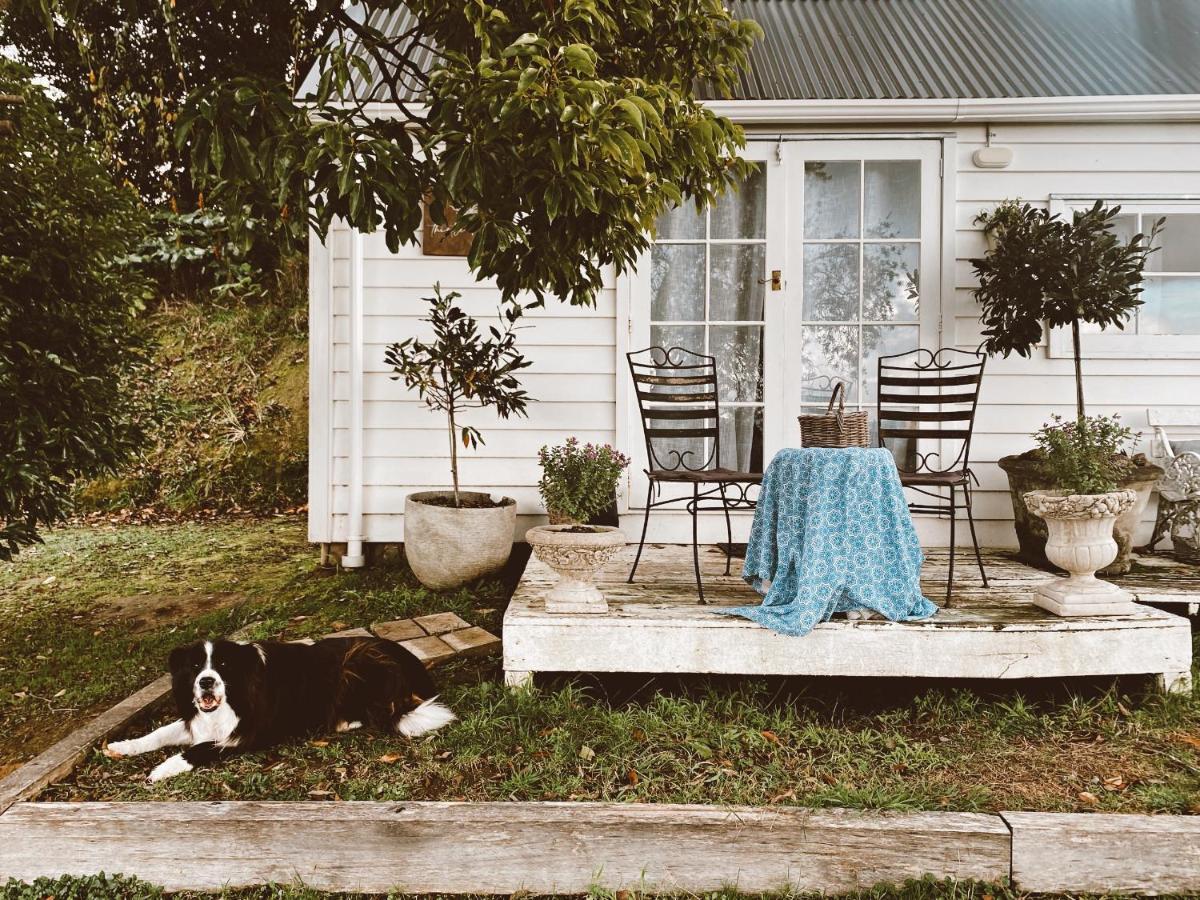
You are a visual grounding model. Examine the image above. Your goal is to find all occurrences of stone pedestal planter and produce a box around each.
[404,491,516,589]
[999,454,1161,575]
[1023,489,1139,616]
[525,524,625,613]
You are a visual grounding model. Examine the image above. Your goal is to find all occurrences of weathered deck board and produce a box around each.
[0,801,1010,894]
[505,545,1194,691]
[1005,811,1200,894]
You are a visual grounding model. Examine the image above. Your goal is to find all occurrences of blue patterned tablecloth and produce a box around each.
[715,447,937,636]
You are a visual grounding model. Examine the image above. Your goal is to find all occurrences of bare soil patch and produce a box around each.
[90,591,245,633]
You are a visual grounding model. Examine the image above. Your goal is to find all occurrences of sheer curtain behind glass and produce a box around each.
[650,165,766,474]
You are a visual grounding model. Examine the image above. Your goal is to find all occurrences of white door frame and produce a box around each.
[618,135,951,537]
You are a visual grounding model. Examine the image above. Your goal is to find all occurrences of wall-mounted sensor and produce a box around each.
[972,146,1013,169]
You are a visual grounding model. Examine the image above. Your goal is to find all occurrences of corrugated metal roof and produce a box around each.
[714,0,1200,99]
[332,0,1200,103]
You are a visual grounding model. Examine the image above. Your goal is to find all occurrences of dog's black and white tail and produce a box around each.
[396,697,456,737]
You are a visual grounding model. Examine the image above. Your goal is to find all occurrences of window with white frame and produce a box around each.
[1049,197,1200,358]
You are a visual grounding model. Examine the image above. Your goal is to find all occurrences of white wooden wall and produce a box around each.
[950,122,1200,546]
[311,225,618,543]
[309,120,1200,547]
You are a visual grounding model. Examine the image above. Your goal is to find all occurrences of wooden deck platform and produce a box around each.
[503,545,1195,693]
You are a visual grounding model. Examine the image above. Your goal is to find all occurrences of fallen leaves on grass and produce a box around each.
[1077,791,1100,806]
[578,745,595,762]
[378,753,402,764]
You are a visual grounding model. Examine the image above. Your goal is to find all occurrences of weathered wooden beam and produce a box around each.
[0,801,1011,894]
[0,676,171,815]
[1005,811,1200,894]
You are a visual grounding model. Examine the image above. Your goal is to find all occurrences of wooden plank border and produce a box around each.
[1004,811,1200,895]
[0,801,1011,894]
[0,675,171,815]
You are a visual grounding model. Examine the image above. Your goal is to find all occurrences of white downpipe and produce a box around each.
[342,227,367,568]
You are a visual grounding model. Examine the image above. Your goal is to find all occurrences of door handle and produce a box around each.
[757,270,782,291]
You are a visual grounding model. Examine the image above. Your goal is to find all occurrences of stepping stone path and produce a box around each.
[326,613,500,667]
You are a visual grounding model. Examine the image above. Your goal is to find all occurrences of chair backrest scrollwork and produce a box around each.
[627,346,721,474]
[876,347,985,475]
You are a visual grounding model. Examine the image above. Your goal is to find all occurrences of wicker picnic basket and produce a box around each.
[798,381,870,448]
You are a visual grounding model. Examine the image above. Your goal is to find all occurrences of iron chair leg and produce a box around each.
[692,482,706,604]
[946,485,957,606]
[718,482,734,576]
[964,482,988,586]
[628,480,655,583]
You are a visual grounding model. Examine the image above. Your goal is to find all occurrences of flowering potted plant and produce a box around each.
[1023,414,1139,616]
[526,439,630,613]
[537,438,630,525]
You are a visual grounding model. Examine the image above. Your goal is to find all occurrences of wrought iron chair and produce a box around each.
[877,347,988,603]
[627,346,762,603]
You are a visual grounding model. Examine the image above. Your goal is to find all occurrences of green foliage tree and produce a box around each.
[174,0,762,309]
[971,200,1160,419]
[0,62,149,559]
[1,0,327,206]
[384,286,531,508]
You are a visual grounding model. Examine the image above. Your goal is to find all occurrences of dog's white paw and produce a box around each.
[104,740,136,759]
[148,754,193,783]
[845,608,880,621]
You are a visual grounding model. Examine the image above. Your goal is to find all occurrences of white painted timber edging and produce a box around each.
[0,801,1009,894]
[504,547,1194,693]
[1004,811,1200,895]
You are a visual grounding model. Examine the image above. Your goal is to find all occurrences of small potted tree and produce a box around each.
[971,200,1163,574]
[386,286,530,589]
[1023,415,1139,615]
[526,439,629,613]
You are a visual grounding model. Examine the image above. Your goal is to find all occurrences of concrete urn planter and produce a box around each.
[1022,489,1139,616]
[526,524,625,613]
[404,491,516,589]
[999,453,1161,575]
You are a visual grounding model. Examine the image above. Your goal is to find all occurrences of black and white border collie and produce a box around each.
[104,636,455,782]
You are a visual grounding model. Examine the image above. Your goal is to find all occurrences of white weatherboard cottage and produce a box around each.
[307,0,1200,568]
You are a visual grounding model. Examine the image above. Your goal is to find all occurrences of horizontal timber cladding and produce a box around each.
[309,121,1200,546]
[0,801,1010,894]
[948,120,1200,543]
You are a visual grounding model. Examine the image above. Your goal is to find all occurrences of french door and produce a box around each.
[630,139,942,509]
[776,140,942,452]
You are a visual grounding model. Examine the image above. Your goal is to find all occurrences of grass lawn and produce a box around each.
[3,518,1198,816]
[3,874,1200,900]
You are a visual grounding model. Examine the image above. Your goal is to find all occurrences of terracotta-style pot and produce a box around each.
[404,491,516,589]
[999,453,1161,575]
[525,524,625,613]
[1022,489,1139,616]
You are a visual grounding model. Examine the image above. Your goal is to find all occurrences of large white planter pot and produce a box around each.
[526,524,625,613]
[404,491,516,589]
[1022,489,1138,616]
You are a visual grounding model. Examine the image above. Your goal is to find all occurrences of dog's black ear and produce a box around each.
[168,643,197,674]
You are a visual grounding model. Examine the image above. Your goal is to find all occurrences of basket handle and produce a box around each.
[826,381,847,432]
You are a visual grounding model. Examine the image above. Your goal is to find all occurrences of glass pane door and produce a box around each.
[785,142,941,445]
[649,163,768,472]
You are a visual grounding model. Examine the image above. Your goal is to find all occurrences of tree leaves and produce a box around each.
[171,0,760,310]
[0,63,148,559]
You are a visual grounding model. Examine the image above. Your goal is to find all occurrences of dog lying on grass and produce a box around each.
[104,636,455,782]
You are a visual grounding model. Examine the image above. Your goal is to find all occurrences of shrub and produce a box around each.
[971,200,1159,419]
[1032,414,1137,495]
[538,438,630,523]
[0,62,150,559]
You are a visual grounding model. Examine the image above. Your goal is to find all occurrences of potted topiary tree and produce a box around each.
[1023,415,1140,615]
[971,200,1163,574]
[385,286,530,589]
